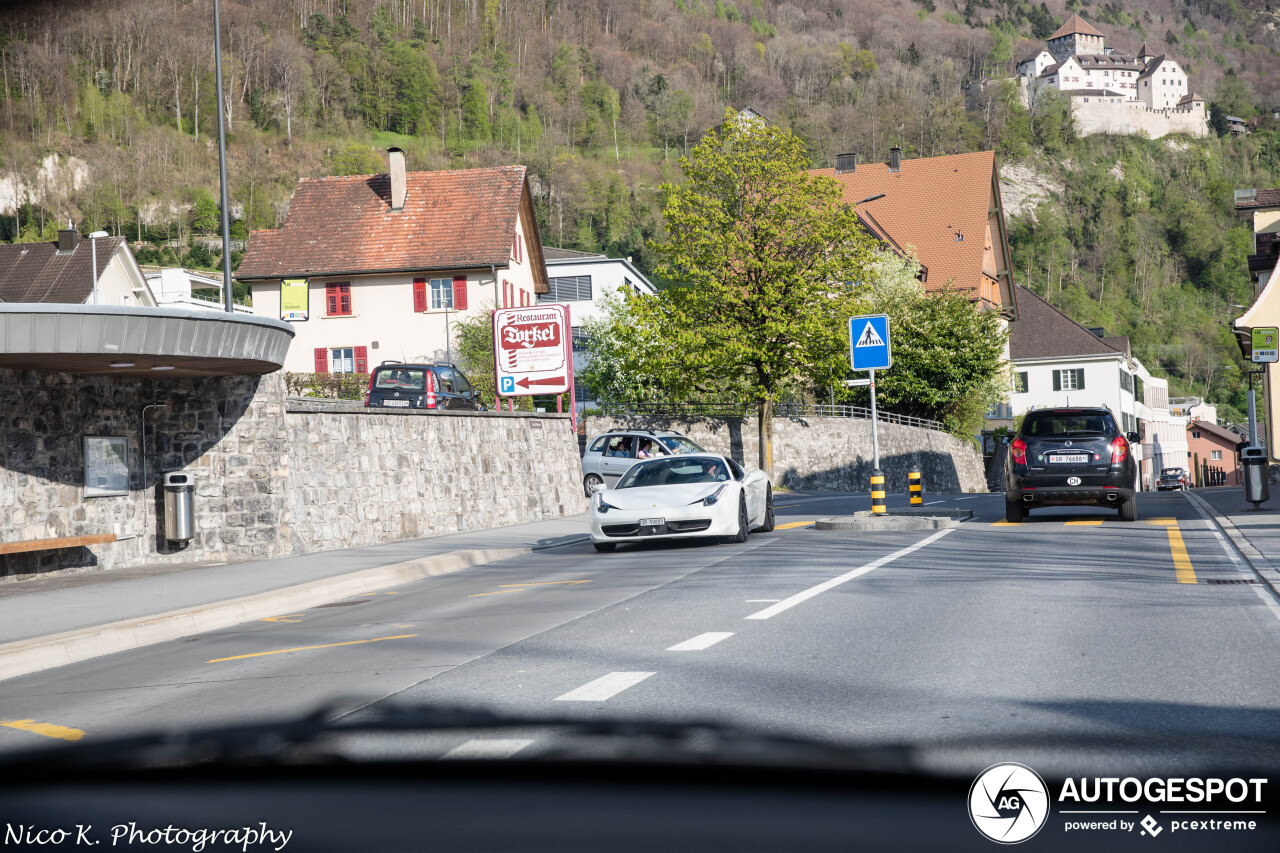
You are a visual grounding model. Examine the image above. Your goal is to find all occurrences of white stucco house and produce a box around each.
[1009,285,1188,488]
[143,267,253,314]
[0,229,156,308]
[538,246,658,406]
[237,150,548,375]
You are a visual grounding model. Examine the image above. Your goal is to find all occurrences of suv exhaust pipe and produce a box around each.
[1022,494,1035,503]
[1105,492,1119,501]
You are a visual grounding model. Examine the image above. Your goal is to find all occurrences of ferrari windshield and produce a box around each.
[615,457,729,488]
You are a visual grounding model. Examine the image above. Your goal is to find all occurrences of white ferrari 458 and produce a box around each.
[590,454,775,552]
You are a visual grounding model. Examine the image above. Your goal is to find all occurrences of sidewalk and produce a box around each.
[0,513,590,681]
[1185,487,1280,597]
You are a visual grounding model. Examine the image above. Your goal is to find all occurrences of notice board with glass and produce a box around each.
[84,436,129,497]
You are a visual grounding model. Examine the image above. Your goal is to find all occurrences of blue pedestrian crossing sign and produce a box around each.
[849,314,891,371]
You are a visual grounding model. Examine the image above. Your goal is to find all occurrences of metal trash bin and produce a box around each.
[1242,446,1270,507]
[163,472,195,541]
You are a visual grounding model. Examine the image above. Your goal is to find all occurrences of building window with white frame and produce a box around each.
[1053,368,1084,391]
[1012,372,1028,394]
[1211,450,1223,461]
[430,278,454,309]
[331,347,355,373]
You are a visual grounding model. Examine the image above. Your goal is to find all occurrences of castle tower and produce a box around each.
[1138,42,1154,66]
[1047,14,1106,62]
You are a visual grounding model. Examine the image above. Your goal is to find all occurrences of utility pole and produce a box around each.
[213,0,234,313]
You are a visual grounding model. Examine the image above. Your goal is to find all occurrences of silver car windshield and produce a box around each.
[616,458,729,488]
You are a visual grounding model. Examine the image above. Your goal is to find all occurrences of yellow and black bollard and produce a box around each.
[909,470,923,506]
[871,469,887,515]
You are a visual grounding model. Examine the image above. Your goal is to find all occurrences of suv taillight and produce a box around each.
[1011,437,1027,464]
[1110,435,1129,464]
[364,371,374,406]
[425,371,437,409]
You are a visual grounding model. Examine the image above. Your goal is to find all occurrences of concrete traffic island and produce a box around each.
[815,507,973,531]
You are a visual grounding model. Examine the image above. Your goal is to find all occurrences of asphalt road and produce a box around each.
[3,490,1280,770]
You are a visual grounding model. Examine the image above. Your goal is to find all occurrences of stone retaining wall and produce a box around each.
[0,369,585,579]
[585,414,987,494]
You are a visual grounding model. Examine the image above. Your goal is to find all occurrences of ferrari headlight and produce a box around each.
[595,493,614,513]
[701,485,728,506]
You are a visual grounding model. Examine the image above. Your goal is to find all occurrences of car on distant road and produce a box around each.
[590,454,773,551]
[364,362,486,411]
[1157,467,1190,491]
[1003,407,1140,523]
[580,429,707,496]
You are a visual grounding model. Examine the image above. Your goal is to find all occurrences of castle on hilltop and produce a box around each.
[1016,14,1208,139]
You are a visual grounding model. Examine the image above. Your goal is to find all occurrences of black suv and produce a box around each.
[364,362,486,411]
[1003,407,1140,523]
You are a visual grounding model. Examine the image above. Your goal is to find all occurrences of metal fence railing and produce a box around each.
[594,401,945,433]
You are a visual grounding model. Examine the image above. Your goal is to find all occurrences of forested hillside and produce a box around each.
[1,0,1278,418]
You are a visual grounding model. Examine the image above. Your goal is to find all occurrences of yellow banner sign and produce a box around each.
[281,278,309,321]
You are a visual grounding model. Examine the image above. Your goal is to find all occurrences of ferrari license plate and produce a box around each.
[381,399,411,407]
[640,517,665,528]
[1050,453,1089,464]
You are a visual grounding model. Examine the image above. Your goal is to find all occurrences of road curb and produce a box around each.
[1184,491,1280,599]
[0,546,531,684]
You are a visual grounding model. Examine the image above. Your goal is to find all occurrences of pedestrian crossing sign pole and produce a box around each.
[848,314,891,513]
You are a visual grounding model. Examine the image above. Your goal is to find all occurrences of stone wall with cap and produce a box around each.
[0,370,586,580]
[585,414,987,494]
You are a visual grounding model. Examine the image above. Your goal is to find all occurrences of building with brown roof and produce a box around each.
[0,229,155,308]
[811,149,1017,316]
[237,150,549,374]
[1187,418,1244,486]
[1008,285,1189,486]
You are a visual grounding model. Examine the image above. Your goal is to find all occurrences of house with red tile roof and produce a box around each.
[811,149,1018,317]
[236,150,549,375]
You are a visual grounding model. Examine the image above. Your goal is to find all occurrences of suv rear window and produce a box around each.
[373,368,429,391]
[1023,413,1115,437]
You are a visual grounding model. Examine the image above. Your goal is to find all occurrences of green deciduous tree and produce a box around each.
[645,110,879,476]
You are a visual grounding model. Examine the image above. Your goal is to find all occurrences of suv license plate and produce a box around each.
[1051,454,1089,464]
[640,518,665,527]
[382,399,411,407]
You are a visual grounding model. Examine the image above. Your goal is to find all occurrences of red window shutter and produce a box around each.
[353,345,368,374]
[453,275,467,311]
[326,282,351,316]
[412,279,427,312]
[313,347,328,373]
[326,284,338,316]
[340,283,351,315]
[517,234,523,263]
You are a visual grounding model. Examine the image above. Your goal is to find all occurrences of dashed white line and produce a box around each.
[745,528,956,620]
[666,632,734,651]
[442,739,534,759]
[555,671,655,701]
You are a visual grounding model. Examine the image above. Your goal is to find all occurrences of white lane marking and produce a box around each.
[555,671,655,701]
[667,631,734,651]
[746,528,956,621]
[442,738,534,759]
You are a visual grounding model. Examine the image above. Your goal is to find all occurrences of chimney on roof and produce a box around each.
[388,147,406,211]
[835,153,857,174]
[57,228,79,253]
[888,147,901,172]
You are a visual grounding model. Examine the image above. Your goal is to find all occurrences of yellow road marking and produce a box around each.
[1166,523,1196,584]
[990,521,1019,526]
[469,580,591,598]
[1065,520,1103,526]
[776,521,814,530]
[1,719,84,741]
[207,634,418,663]
[259,614,305,623]
[1147,517,1179,526]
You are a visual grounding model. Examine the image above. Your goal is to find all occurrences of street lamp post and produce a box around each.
[212,0,234,314]
[88,230,109,305]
